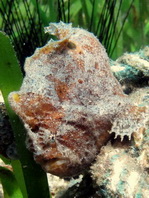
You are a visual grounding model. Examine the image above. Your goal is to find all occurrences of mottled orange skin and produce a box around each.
[8,22,147,177]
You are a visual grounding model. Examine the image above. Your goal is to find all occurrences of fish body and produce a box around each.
[9,22,147,177]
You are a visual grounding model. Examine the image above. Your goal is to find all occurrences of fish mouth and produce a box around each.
[47,158,70,167]
[41,157,87,178]
[42,157,71,177]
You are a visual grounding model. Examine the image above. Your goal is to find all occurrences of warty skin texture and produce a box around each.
[8,22,147,177]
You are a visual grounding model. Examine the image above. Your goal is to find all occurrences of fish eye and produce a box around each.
[50,136,55,143]
[67,42,76,49]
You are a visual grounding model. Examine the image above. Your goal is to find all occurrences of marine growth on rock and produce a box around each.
[8,22,148,177]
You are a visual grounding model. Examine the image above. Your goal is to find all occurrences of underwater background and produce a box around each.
[0,1,149,198]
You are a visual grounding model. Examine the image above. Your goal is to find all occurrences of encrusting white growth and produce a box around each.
[90,142,149,197]
[8,22,148,177]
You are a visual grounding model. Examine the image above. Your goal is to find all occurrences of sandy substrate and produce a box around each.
[0,159,4,198]
[0,91,3,103]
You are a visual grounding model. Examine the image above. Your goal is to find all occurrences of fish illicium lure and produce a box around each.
[8,22,148,177]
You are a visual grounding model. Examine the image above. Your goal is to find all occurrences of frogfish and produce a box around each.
[8,22,148,177]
